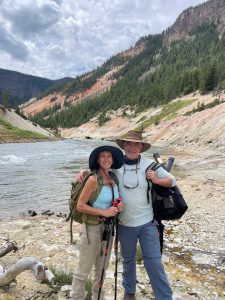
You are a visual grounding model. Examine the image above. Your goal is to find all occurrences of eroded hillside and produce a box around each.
[60,91,225,152]
[0,106,55,143]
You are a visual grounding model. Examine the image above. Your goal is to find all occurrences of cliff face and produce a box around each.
[164,0,225,45]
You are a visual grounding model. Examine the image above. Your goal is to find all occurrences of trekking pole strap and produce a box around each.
[157,220,164,254]
[70,218,73,244]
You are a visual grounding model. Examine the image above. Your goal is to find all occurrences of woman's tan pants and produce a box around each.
[71,223,113,300]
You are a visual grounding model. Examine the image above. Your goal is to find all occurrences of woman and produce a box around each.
[71,145,124,300]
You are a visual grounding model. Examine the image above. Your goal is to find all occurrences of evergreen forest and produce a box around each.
[0,69,73,108]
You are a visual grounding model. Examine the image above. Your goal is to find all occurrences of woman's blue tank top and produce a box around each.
[92,185,119,209]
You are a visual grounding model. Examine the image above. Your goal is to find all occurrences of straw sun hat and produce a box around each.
[116,130,151,152]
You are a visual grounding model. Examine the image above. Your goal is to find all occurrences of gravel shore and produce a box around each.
[0,147,225,300]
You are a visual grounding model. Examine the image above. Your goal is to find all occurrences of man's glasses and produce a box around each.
[122,163,140,189]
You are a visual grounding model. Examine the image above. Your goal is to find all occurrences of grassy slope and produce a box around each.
[0,116,49,143]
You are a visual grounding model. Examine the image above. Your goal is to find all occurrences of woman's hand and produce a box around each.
[102,206,119,217]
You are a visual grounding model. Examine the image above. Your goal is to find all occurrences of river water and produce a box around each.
[0,139,161,220]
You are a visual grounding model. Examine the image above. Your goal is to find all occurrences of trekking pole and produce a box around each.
[153,152,164,165]
[114,216,119,300]
[165,156,175,172]
[98,222,112,300]
[111,197,122,300]
[153,153,175,172]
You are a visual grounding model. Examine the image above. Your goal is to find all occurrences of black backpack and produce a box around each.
[146,162,188,221]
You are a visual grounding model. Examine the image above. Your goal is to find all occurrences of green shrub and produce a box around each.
[135,99,195,131]
[85,277,93,300]
[136,243,143,265]
[49,266,73,286]
[98,112,111,126]
[185,98,224,116]
[49,266,93,299]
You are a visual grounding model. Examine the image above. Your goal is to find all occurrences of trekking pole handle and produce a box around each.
[112,197,122,207]
[153,153,175,172]
[153,153,164,165]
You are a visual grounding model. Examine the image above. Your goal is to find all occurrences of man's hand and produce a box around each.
[76,169,88,183]
[146,169,173,187]
[117,201,124,213]
[146,170,158,183]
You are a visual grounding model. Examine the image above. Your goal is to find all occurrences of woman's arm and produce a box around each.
[77,176,119,218]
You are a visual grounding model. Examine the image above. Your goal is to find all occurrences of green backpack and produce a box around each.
[66,170,118,243]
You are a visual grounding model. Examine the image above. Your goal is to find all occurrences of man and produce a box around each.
[77,130,175,299]
[114,130,175,300]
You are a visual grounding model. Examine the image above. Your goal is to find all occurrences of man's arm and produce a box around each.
[146,167,176,187]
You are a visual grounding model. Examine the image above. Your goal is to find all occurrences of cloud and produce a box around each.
[1,0,61,38]
[0,22,29,60]
[0,0,205,79]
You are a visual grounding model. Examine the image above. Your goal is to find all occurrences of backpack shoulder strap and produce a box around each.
[88,171,118,205]
[83,170,95,185]
[88,171,103,206]
[145,161,161,173]
[145,161,161,204]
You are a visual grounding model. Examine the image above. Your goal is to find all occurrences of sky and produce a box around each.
[0,0,206,80]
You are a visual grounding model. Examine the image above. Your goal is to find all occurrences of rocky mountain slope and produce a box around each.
[20,67,120,117]
[18,0,225,136]
[20,39,146,117]
[3,0,225,151]
[164,0,225,45]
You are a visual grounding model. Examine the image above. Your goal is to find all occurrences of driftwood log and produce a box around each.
[0,256,55,286]
[0,238,22,258]
[0,238,54,287]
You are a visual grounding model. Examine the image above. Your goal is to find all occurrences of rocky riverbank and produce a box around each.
[0,147,225,300]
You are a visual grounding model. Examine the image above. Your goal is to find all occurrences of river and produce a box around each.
[0,139,161,220]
